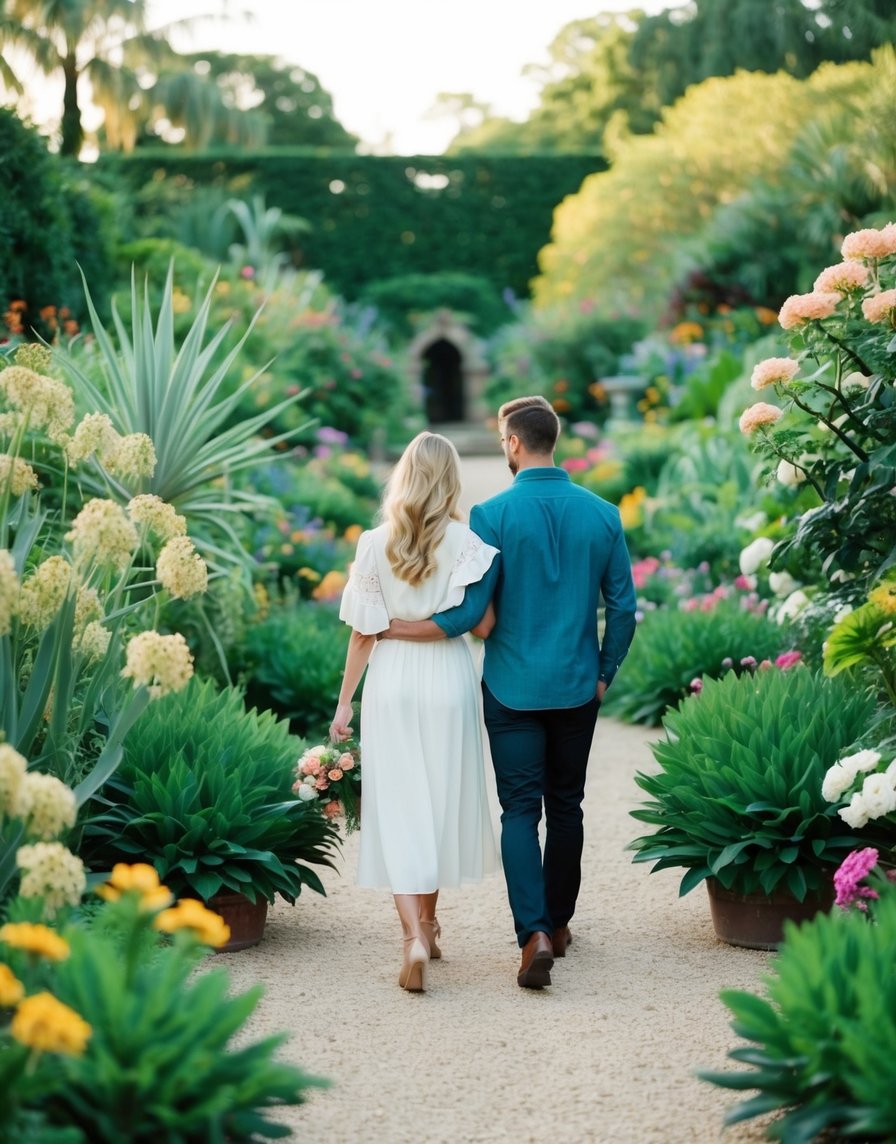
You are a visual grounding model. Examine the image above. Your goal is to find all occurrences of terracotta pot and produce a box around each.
[705,877,834,951]
[207,891,269,953]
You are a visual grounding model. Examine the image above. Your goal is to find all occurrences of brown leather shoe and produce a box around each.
[517,931,554,989]
[552,926,572,957]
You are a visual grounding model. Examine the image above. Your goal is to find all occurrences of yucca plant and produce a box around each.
[81,678,340,904]
[700,885,896,1143]
[629,667,881,899]
[56,264,311,569]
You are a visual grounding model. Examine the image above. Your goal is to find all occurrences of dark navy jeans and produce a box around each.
[482,683,600,948]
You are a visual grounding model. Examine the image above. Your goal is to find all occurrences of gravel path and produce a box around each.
[218,456,778,1143]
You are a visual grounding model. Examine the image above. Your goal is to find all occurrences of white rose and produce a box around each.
[842,371,870,391]
[774,589,810,623]
[769,571,799,597]
[296,784,319,802]
[838,749,882,775]
[739,537,775,576]
[838,791,870,830]
[776,459,804,488]
[821,764,853,803]
[860,773,896,819]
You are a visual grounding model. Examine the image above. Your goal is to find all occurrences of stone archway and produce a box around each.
[406,309,489,427]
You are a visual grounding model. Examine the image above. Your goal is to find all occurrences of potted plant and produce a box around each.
[629,665,881,948]
[81,678,341,951]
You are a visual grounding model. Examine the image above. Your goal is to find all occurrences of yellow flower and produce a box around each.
[869,582,896,616]
[0,922,70,961]
[107,433,157,481]
[618,487,647,531]
[0,962,25,1007]
[344,524,363,543]
[11,992,92,1056]
[121,630,195,699]
[64,412,120,467]
[297,567,321,582]
[154,899,231,947]
[312,570,347,601]
[96,862,174,912]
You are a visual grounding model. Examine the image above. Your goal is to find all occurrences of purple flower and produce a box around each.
[317,426,349,446]
[834,847,880,911]
[740,656,758,669]
[721,657,734,670]
[689,677,703,694]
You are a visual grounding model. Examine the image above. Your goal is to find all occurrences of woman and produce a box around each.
[329,432,500,993]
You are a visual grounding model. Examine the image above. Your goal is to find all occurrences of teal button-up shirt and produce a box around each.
[434,467,637,711]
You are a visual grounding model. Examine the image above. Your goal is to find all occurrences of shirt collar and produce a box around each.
[513,467,570,484]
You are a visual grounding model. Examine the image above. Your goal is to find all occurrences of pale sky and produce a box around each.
[146,0,675,153]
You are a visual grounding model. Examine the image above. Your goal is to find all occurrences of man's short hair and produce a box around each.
[498,395,560,455]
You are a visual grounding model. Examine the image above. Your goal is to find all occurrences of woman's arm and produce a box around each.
[470,601,495,640]
[329,629,377,741]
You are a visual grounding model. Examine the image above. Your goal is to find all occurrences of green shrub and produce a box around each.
[605,597,789,726]
[0,892,325,1142]
[629,668,880,898]
[701,885,896,1142]
[81,678,340,903]
[359,271,513,339]
[239,600,351,739]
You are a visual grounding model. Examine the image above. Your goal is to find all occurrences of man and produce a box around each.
[385,396,637,989]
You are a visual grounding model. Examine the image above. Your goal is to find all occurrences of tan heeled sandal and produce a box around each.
[398,936,429,992]
[420,917,442,959]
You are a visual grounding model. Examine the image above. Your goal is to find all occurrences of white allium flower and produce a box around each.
[128,495,187,541]
[121,630,194,699]
[13,772,77,840]
[107,433,156,481]
[74,619,111,662]
[0,549,19,637]
[64,412,120,467]
[156,536,208,600]
[0,454,40,496]
[16,556,72,630]
[16,842,86,916]
[739,537,775,576]
[66,498,139,571]
[0,744,27,815]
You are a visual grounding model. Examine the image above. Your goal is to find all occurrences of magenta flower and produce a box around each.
[834,847,880,911]
[775,650,803,670]
[689,677,703,694]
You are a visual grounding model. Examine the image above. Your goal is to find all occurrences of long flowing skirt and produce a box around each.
[357,637,500,892]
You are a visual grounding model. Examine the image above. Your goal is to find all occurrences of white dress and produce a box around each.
[339,520,501,893]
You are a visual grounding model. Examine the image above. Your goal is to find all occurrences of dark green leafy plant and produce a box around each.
[0,890,325,1142]
[629,668,879,898]
[81,678,340,903]
[700,887,896,1143]
[605,599,789,726]
[239,600,351,739]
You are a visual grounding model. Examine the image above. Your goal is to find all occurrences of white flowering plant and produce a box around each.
[822,745,896,841]
[737,222,896,611]
[293,740,362,834]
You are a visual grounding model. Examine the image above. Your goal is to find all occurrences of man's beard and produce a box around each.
[506,455,518,475]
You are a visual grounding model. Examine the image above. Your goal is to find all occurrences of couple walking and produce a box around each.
[329,395,637,992]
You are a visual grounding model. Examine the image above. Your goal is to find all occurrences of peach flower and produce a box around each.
[778,292,841,330]
[323,800,343,819]
[813,262,870,293]
[339,753,355,770]
[750,358,799,391]
[861,289,896,324]
[327,768,344,782]
[841,223,896,262]
[739,403,783,434]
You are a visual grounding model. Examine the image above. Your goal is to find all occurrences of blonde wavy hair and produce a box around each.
[382,432,462,586]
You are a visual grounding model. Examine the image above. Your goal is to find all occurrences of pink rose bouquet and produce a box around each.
[292,741,362,833]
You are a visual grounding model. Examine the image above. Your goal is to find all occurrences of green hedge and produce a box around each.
[98,149,603,299]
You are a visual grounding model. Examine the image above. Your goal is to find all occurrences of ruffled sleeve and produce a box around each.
[438,526,500,611]
[339,531,390,634]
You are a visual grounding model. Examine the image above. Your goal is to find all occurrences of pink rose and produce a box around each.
[323,800,343,819]
[777,292,841,329]
[315,777,329,791]
[339,753,355,770]
[328,768,343,782]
